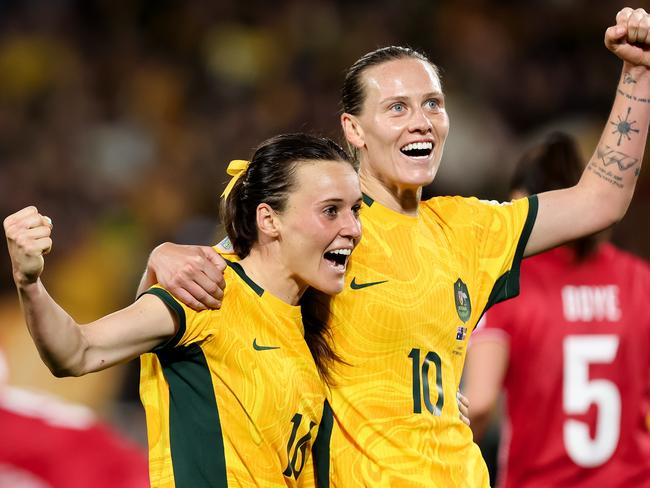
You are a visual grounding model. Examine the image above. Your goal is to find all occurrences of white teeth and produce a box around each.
[329,249,351,256]
[401,141,433,152]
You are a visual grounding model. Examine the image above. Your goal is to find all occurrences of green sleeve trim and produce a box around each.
[482,195,538,316]
[139,288,187,352]
[226,260,264,297]
[313,400,333,488]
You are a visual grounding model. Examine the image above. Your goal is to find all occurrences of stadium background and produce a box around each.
[0,0,648,481]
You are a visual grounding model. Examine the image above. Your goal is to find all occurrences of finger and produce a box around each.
[169,288,208,312]
[457,391,469,407]
[202,248,227,287]
[35,236,53,255]
[204,246,228,271]
[202,249,227,304]
[617,7,634,26]
[191,270,224,303]
[637,14,650,45]
[21,225,52,240]
[627,10,646,43]
[21,212,49,231]
[5,206,41,230]
[174,280,221,310]
[42,215,53,228]
[605,25,628,51]
[459,412,471,427]
[14,235,52,258]
[4,212,41,235]
[12,206,40,221]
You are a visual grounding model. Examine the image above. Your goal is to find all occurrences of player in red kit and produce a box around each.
[0,350,149,488]
[464,132,650,488]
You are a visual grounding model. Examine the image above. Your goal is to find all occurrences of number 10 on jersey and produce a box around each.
[408,348,444,415]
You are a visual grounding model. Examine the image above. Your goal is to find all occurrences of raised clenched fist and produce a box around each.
[4,206,53,286]
[605,7,650,67]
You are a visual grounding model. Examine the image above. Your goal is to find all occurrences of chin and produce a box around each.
[398,168,436,188]
[311,276,345,296]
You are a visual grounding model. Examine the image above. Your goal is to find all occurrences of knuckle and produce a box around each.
[15,234,28,248]
[190,254,204,267]
[200,291,215,303]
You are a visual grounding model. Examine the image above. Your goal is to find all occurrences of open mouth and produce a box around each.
[323,248,352,271]
[400,141,433,158]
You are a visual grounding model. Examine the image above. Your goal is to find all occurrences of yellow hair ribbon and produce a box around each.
[221,159,250,199]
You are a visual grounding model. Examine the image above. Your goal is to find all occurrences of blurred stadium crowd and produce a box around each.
[0,0,648,462]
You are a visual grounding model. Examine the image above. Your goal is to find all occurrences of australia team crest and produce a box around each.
[454,278,471,323]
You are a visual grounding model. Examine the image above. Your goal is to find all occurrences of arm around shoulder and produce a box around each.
[137,242,227,311]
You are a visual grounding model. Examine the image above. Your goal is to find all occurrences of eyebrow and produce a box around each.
[317,197,363,205]
[379,92,444,105]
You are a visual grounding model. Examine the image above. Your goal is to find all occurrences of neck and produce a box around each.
[238,246,305,305]
[359,169,421,216]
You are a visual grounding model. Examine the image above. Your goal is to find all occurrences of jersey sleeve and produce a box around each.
[140,285,217,352]
[462,195,537,310]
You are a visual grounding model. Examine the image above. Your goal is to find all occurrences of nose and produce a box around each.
[409,107,433,134]
[340,210,362,241]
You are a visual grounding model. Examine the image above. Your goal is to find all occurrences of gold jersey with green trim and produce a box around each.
[316,194,537,487]
[139,261,325,487]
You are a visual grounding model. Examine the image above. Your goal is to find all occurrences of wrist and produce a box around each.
[14,275,41,292]
[622,62,650,81]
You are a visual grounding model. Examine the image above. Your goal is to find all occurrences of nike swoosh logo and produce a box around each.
[350,277,388,290]
[253,338,280,351]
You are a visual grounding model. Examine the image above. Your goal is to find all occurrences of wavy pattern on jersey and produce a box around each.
[140,266,325,487]
[326,196,533,487]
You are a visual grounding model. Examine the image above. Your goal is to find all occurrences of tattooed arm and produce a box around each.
[525,7,650,257]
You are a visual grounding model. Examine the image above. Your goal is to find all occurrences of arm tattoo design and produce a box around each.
[587,145,640,188]
[616,88,650,104]
[596,145,639,171]
[624,73,637,84]
[609,107,640,145]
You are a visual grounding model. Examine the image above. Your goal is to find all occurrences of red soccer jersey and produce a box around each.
[0,386,149,488]
[475,243,650,488]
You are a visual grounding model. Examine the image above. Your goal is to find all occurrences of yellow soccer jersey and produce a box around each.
[314,194,537,488]
[139,260,325,487]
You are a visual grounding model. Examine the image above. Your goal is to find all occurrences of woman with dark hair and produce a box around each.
[3,133,362,487]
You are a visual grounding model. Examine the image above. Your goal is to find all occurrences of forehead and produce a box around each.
[361,57,442,101]
[289,160,359,203]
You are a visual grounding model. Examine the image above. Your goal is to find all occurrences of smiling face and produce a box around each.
[343,57,450,195]
[276,160,362,296]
